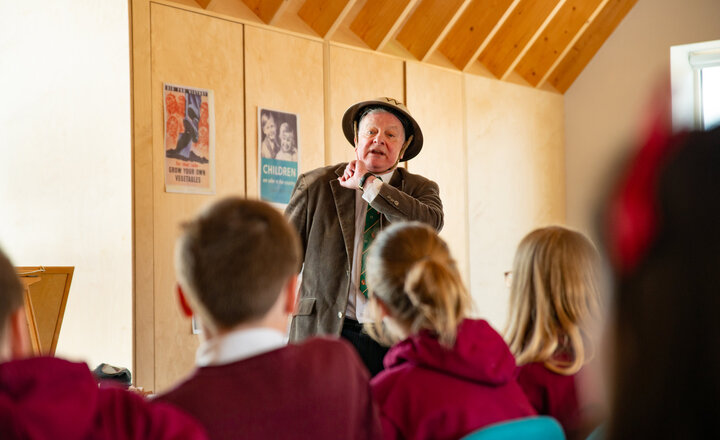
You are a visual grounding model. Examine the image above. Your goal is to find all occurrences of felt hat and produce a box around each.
[342,97,424,161]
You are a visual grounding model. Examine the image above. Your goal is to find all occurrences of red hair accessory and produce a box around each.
[606,111,685,275]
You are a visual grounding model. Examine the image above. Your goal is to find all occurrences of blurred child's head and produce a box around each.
[505,226,602,375]
[175,197,300,334]
[602,126,720,438]
[364,222,470,347]
[0,246,27,362]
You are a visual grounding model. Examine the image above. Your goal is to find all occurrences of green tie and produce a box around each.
[359,204,381,298]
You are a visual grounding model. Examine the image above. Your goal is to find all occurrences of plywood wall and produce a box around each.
[327,44,404,165]
[149,3,245,392]
[465,74,565,330]
[133,1,567,392]
[244,25,325,193]
[405,62,468,284]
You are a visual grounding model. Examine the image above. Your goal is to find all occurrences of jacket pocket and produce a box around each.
[294,297,316,316]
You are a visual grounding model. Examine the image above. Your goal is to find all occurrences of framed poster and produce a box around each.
[163,83,215,194]
[258,107,299,206]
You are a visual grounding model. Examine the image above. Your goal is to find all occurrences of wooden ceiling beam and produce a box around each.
[515,0,605,87]
[195,0,213,8]
[438,0,516,71]
[241,0,287,24]
[478,0,562,80]
[349,0,419,51]
[298,0,356,38]
[396,0,469,61]
[548,0,637,93]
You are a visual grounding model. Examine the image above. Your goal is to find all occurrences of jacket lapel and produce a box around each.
[330,165,355,266]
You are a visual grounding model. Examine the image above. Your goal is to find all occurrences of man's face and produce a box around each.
[355,110,405,173]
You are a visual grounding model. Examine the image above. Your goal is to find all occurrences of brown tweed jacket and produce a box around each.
[285,163,444,342]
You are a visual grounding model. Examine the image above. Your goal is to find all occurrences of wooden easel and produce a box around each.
[16,267,73,355]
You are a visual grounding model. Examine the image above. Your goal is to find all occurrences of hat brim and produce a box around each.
[341,99,423,162]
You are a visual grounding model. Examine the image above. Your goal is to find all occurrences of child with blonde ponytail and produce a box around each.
[505,226,603,440]
[365,222,535,440]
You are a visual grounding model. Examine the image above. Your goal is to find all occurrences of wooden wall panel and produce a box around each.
[150,3,245,392]
[465,73,565,329]
[327,44,404,166]
[405,62,468,285]
[131,0,155,391]
[244,26,324,195]
[298,0,354,38]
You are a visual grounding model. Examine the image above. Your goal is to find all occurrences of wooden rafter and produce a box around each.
[349,0,419,51]
[298,0,355,38]
[241,0,286,24]
[396,0,469,61]
[548,0,637,93]
[438,0,515,71]
[515,0,605,87]
[478,0,560,80]
[195,0,212,8]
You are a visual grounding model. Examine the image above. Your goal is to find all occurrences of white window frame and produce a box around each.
[670,40,720,131]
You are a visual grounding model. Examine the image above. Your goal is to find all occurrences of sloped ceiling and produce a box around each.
[169,0,638,93]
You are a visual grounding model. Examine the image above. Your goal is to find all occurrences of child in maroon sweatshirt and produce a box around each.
[363,222,536,440]
[0,246,207,440]
[505,226,603,440]
[155,197,381,440]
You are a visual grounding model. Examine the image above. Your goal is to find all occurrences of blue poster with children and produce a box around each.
[258,108,299,205]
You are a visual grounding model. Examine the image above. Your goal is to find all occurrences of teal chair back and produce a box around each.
[459,416,566,440]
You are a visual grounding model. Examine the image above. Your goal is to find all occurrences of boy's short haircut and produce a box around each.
[0,247,23,339]
[175,197,301,330]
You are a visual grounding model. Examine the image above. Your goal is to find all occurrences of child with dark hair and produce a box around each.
[0,246,207,439]
[602,125,720,438]
[363,221,535,440]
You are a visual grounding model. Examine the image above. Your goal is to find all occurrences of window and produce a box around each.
[671,40,720,131]
[700,64,720,129]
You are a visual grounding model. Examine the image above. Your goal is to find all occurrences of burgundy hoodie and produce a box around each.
[0,356,207,440]
[371,319,536,440]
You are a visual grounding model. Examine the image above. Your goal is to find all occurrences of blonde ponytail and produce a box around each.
[364,222,471,347]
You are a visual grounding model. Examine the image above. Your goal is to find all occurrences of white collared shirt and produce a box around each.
[345,169,394,323]
[195,327,286,367]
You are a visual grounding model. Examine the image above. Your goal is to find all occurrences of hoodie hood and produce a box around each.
[0,357,100,438]
[383,319,518,385]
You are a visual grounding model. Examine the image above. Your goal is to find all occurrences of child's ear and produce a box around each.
[375,298,391,319]
[283,275,298,315]
[177,284,194,318]
[9,308,31,360]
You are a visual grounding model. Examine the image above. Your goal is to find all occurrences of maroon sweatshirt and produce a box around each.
[156,337,382,440]
[518,362,588,440]
[0,356,207,439]
[372,319,536,440]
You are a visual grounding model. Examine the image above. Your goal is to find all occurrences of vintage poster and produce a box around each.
[258,108,299,205]
[164,83,215,194]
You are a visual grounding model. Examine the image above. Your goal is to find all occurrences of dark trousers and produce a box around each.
[341,318,389,377]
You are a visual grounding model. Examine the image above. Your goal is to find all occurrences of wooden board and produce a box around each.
[515,0,605,86]
[548,0,637,93]
[396,0,468,61]
[404,62,468,284]
[465,73,565,329]
[16,267,73,355]
[439,0,515,71]
[150,3,245,392]
[244,26,325,196]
